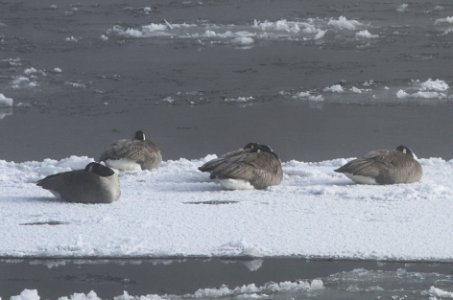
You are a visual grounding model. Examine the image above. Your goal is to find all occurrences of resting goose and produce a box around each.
[99,130,162,171]
[199,143,283,190]
[335,145,422,184]
[37,162,121,203]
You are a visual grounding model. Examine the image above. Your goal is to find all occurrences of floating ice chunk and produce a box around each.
[396,89,409,98]
[412,91,447,99]
[254,19,300,33]
[444,27,453,34]
[243,259,263,272]
[0,93,13,106]
[53,67,62,73]
[64,81,87,88]
[143,6,152,14]
[224,96,254,103]
[350,86,363,93]
[324,84,344,93]
[11,76,38,88]
[2,58,21,66]
[397,4,408,13]
[24,67,37,75]
[100,34,109,41]
[122,28,143,38]
[10,289,40,300]
[435,16,453,24]
[355,30,379,39]
[58,291,101,300]
[397,89,447,99]
[192,279,323,298]
[232,36,254,45]
[162,96,175,104]
[314,29,327,40]
[293,91,325,102]
[419,78,449,91]
[429,286,453,298]
[24,67,46,76]
[203,30,217,37]
[362,80,374,87]
[142,24,170,32]
[328,16,363,30]
[65,36,78,42]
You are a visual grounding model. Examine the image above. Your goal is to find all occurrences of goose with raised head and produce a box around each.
[199,143,283,190]
[99,130,162,172]
[36,162,121,203]
[335,145,422,184]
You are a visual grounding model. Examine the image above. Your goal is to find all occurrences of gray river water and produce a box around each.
[1,0,453,298]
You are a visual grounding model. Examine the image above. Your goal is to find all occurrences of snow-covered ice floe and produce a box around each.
[1,155,453,260]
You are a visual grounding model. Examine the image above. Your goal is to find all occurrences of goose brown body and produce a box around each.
[335,145,422,184]
[199,143,283,190]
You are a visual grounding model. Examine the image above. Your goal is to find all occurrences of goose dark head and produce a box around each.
[396,145,414,158]
[243,142,259,151]
[256,144,273,153]
[134,130,146,141]
[85,162,115,177]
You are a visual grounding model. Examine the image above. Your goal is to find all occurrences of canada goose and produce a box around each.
[36,162,121,203]
[99,130,162,171]
[199,143,283,190]
[335,145,422,184]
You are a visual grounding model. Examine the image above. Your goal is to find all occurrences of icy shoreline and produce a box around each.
[1,155,453,260]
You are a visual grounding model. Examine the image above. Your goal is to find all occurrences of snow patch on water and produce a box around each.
[397,79,450,100]
[397,4,409,13]
[327,16,363,31]
[355,30,379,39]
[107,17,371,47]
[0,93,13,106]
[323,84,344,93]
[435,16,453,24]
[429,286,453,298]
[9,289,40,300]
[10,279,323,300]
[11,76,38,89]
[224,96,255,103]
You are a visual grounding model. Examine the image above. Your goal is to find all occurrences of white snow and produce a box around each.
[323,84,344,93]
[429,286,453,298]
[0,93,13,106]
[420,79,449,92]
[327,16,363,31]
[9,290,40,300]
[1,155,453,260]
[396,79,450,100]
[10,280,323,299]
[397,4,408,13]
[11,76,38,89]
[350,86,363,93]
[224,96,254,103]
[65,36,78,42]
[293,91,325,102]
[355,30,379,39]
[107,17,372,46]
[58,291,102,300]
[435,16,453,24]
